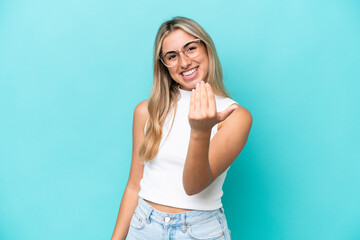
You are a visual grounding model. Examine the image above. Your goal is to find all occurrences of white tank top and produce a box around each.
[138,86,238,210]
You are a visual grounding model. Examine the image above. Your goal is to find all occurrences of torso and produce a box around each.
[139,100,237,213]
[143,113,228,213]
[139,100,190,214]
[144,199,191,213]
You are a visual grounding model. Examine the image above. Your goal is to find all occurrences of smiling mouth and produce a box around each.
[181,67,198,76]
[181,66,199,80]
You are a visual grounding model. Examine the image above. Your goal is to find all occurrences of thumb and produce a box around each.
[217,104,238,122]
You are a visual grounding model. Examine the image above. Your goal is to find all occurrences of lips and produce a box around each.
[181,67,198,80]
[182,67,197,76]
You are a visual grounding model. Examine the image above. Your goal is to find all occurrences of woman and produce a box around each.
[111,16,252,240]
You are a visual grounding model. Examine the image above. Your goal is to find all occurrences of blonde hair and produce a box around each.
[139,16,231,162]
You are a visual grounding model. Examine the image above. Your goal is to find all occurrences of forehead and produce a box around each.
[162,29,196,53]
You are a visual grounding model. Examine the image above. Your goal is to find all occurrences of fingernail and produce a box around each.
[196,82,199,88]
[205,82,210,87]
[201,81,204,85]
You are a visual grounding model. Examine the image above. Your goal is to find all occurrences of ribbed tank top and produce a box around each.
[138,86,238,210]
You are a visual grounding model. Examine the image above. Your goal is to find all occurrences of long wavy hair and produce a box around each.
[138,16,232,162]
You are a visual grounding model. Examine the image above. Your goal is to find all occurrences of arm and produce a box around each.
[111,100,149,240]
[183,81,252,195]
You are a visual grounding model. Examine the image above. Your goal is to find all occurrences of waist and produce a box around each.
[137,197,224,226]
[144,199,191,213]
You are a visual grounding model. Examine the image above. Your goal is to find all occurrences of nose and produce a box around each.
[178,52,191,68]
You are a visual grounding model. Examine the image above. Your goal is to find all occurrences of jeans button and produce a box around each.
[164,216,170,223]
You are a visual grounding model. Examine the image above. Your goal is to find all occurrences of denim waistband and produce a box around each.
[135,197,224,232]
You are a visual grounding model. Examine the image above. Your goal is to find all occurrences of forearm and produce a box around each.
[182,129,213,195]
[111,186,139,240]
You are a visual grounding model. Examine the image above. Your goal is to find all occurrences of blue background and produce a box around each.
[1,0,359,239]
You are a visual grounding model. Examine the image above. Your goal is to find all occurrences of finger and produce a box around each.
[189,88,195,117]
[205,82,216,116]
[200,81,208,116]
[218,104,238,122]
[195,82,201,114]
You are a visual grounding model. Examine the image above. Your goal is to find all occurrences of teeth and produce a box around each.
[182,68,197,76]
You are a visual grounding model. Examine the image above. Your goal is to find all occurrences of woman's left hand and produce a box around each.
[188,81,238,133]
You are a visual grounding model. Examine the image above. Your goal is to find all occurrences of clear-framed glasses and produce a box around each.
[159,39,202,67]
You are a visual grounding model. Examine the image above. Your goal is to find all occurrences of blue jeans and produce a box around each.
[126,197,231,240]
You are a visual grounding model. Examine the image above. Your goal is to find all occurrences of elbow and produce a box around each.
[184,187,200,196]
[183,182,207,196]
[183,174,213,196]
[185,189,201,196]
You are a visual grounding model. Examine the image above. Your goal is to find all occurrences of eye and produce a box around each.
[167,54,177,60]
[186,44,198,52]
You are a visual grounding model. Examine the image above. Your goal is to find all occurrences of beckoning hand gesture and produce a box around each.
[189,81,238,133]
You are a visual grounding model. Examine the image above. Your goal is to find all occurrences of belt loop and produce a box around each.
[145,208,153,224]
[181,213,187,233]
[139,197,154,224]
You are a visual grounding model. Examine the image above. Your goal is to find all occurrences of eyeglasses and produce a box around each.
[159,39,202,67]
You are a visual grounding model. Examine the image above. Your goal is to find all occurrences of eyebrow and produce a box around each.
[162,39,198,56]
[163,50,177,56]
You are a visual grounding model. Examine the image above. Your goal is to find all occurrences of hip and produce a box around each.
[127,197,231,240]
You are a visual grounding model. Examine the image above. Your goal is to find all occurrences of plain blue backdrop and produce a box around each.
[1,0,359,239]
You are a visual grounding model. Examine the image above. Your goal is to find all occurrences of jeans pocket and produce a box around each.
[187,215,225,240]
[129,209,146,230]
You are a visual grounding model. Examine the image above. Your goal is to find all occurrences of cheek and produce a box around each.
[168,68,179,80]
[198,52,209,67]
[201,57,209,73]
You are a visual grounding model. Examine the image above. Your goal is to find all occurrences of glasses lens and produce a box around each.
[163,52,179,67]
[160,40,201,67]
[184,41,201,58]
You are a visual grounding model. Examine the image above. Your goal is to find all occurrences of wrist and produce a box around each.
[190,129,211,139]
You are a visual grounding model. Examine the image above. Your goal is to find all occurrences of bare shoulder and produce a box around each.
[133,100,149,126]
[219,104,252,131]
[231,104,252,123]
[134,99,149,118]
